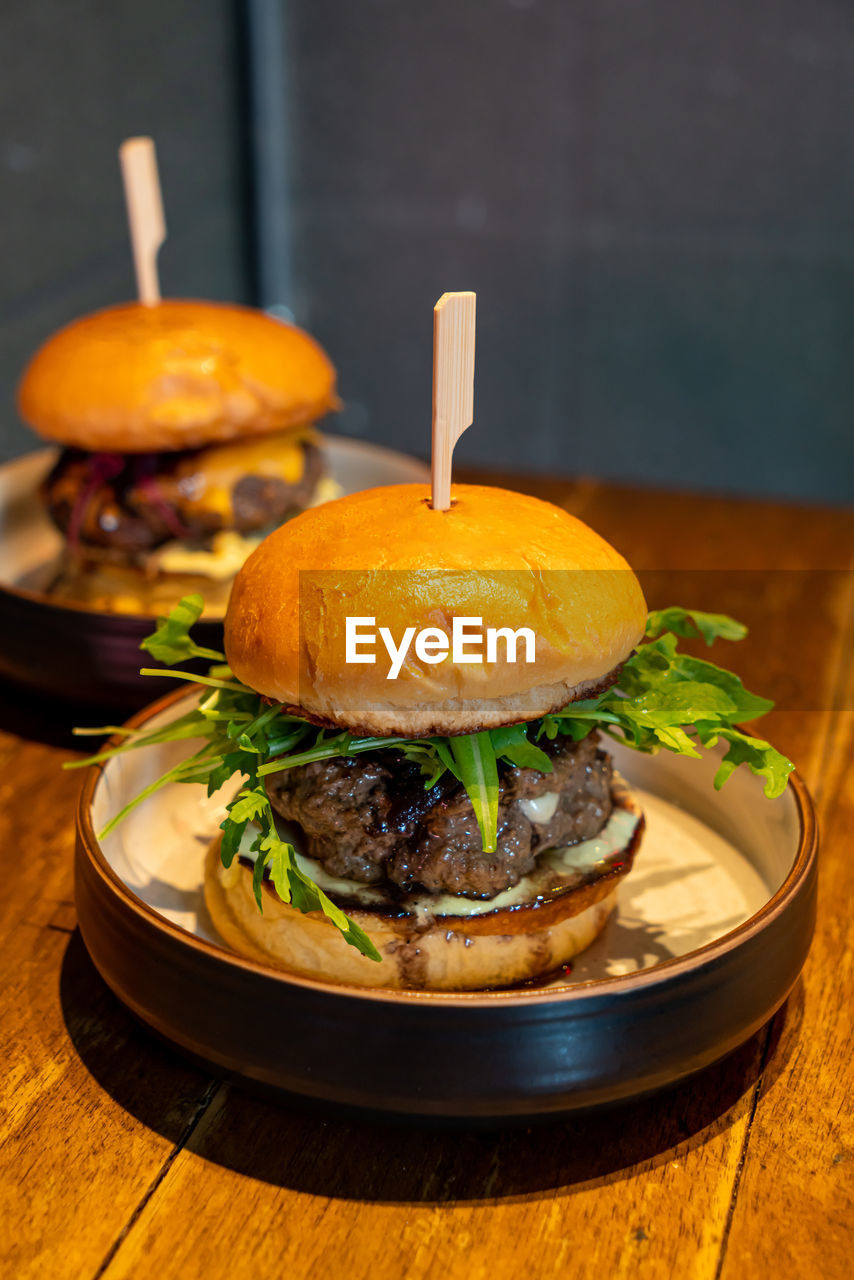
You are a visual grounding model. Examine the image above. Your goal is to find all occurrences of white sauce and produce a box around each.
[155,530,263,580]
[518,791,560,824]
[235,804,640,921]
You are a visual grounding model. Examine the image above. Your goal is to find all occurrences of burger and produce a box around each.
[208,482,650,990]
[81,482,793,993]
[16,299,340,615]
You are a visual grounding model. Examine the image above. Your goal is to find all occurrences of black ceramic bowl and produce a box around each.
[75,691,817,1119]
[0,442,429,708]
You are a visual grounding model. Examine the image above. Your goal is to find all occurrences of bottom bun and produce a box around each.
[43,554,238,616]
[204,781,644,992]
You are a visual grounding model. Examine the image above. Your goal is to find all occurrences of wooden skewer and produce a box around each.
[119,137,166,306]
[430,291,476,510]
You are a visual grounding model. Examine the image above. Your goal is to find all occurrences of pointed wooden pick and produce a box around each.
[430,291,476,510]
[119,137,166,306]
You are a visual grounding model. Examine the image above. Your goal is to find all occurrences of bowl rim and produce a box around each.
[75,686,818,1009]
[0,440,431,623]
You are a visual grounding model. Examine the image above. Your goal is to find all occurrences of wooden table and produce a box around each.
[1,473,852,1280]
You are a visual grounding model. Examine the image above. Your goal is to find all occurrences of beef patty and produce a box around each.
[266,731,614,900]
[43,438,323,559]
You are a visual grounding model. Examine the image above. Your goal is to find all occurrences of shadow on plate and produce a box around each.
[60,929,802,1201]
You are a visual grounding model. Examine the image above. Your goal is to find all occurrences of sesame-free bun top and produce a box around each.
[225,484,647,737]
[17,300,339,453]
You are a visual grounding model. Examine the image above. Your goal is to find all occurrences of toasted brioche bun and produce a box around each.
[224,483,647,736]
[17,300,339,453]
[204,781,644,991]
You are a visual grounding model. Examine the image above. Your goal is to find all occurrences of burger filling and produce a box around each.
[266,731,613,900]
[74,598,795,962]
[43,430,324,562]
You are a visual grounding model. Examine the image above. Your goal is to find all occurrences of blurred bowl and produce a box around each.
[0,439,429,708]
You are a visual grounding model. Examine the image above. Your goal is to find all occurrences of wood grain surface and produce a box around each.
[1,474,852,1280]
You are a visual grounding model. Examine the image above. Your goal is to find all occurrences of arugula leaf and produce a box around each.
[432,737,460,780]
[256,732,411,777]
[540,704,612,743]
[96,744,222,838]
[544,615,793,787]
[392,725,552,851]
[232,793,383,960]
[448,732,500,853]
[615,634,773,722]
[204,737,266,795]
[139,668,247,693]
[489,724,554,774]
[219,815,248,868]
[665,653,774,722]
[227,790,270,824]
[69,706,213,768]
[645,606,747,646]
[398,740,447,789]
[629,680,737,726]
[252,834,268,908]
[140,595,226,666]
[260,827,381,960]
[695,724,794,798]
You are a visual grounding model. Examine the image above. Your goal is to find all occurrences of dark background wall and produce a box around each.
[1,1,853,503]
[0,0,250,461]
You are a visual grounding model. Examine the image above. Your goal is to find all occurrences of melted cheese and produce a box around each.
[518,791,560,824]
[173,430,312,519]
[150,477,342,581]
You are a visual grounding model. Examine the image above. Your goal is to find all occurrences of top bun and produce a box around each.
[17,300,339,453]
[225,484,647,737]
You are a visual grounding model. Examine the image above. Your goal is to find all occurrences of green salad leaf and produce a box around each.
[68,596,794,960]
[223,778,381,960]
[645,606,748,645]
[447,732,501,853]
[140,594,226,666]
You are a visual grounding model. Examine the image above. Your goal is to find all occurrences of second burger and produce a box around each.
[17,298,340,614]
